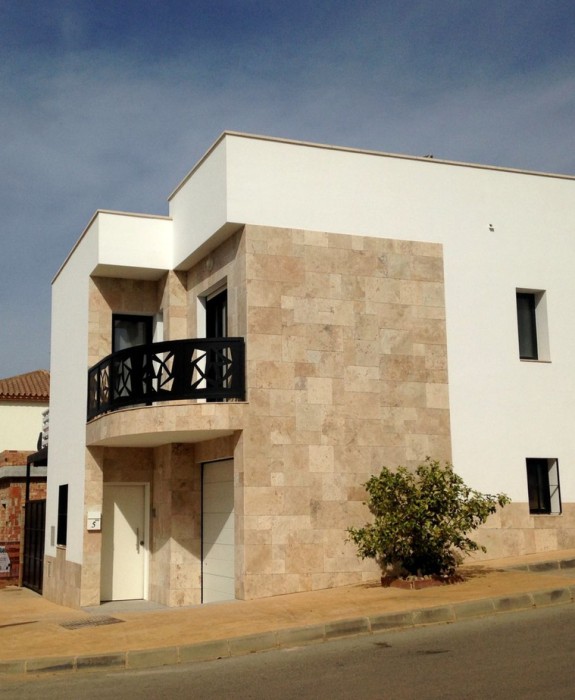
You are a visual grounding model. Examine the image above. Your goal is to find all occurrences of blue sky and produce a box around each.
[1,0,574,377]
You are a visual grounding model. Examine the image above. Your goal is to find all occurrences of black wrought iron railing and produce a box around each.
[87,338,245,420]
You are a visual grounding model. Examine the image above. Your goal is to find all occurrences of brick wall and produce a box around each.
[0,454,46,586]
[0,450,33,466]
[0,479,46,540]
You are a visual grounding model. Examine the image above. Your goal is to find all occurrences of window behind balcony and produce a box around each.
[206,289,227,338]
[205,289,228,401]
[112,315,153,352]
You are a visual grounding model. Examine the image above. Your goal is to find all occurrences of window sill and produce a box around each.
[519,358,551,363]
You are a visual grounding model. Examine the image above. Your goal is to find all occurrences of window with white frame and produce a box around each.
[516,290,549,361]
[526,458,561,515]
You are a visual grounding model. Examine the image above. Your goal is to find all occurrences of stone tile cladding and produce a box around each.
[470,502,575,561]
[79,272,192,606]
[88,271,189,366]
[43,549,82,608]
[191,225,452,599]
[149,442,201,607]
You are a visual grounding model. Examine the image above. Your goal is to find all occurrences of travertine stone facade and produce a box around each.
[86,403,244,446]
[80,447,105,606]
[189,225,452,599]
[472,502,575,561]
[150,442,201,607]
[81,434,238,606]
[81,224,453,605]
[88,270,188,367]
[89,277,160,365]
[43,549,82,608]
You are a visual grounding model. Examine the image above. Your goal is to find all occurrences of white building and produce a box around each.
[0,371,50,452]
[45,132,575,608]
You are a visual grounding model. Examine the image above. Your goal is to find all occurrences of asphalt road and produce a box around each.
[2,603,575,699]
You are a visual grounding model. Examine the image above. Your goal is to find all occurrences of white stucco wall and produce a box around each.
[0,403,47,453]
[170,137,229,269]
[171,134,575,503]
[95,211,173,278]
[47,219,98,563]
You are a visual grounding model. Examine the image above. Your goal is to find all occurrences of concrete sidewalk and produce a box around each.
[2,549,575,676]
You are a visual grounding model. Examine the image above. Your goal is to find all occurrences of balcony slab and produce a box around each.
[86,401,246,448]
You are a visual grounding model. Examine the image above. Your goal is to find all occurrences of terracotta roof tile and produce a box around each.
[0,370,50,401]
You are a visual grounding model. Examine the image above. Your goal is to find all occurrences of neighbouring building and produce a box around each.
[0,371,49,586]
[0,450,47,586]
[0,371,50,453]
[45,132,575,609]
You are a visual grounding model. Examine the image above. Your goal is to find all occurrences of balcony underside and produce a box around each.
[86,401,245,448]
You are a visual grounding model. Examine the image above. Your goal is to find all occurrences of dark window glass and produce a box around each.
[57,484,68,546]
[206,290,227,338]
[111,315,153,402]
[112,315,153,353]
[517,293,538,360]
[205,290,228,402]
[526,459,551,514]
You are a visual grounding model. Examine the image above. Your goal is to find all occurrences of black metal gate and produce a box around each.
[22,499,46,594]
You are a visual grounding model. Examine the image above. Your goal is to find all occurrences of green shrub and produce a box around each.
[347,459,510,577]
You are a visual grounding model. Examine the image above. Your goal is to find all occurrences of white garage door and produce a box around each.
[202,459,235,603]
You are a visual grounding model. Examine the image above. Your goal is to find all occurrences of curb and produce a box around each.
[1,584,574,677]
[503,557,575,573]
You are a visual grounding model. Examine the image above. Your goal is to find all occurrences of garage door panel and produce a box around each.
[203,551,235,578]
[203,466,234,484]
[203,520,234,546]
[202,579,235,602]
[202,459,234,604]
[203,483,234,511]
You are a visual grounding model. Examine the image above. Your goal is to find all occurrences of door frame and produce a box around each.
[101,482,150,601]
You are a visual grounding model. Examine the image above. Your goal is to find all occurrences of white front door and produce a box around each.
[202,459,235,603]
[101,484,147,602]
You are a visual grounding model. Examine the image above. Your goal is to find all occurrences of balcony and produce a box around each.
[87,338,245,421]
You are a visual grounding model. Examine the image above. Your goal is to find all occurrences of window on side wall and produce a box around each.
[57,484,68,546]
[526,458,561,515]
[516,290,549,361]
